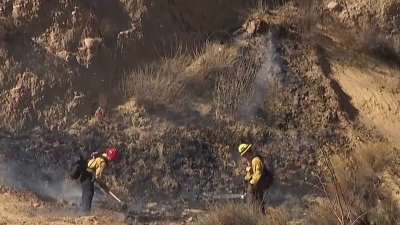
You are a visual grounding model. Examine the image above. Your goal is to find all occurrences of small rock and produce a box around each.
[142,209,150,213]
[185,208,203,214]
[82,37,102,50]
[146,202,158,209]
[160,204,174,211]
[245,20,257,34]
[76,55,81,64]
[56,50,70,61]
[327,1,343,12]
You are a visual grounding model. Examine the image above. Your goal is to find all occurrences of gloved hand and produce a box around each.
[246,166,251,172]
[245,166,252,181]
[240,193,247,199]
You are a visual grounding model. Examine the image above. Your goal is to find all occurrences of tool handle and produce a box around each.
[97,183,124,204]
[108,190,123,203]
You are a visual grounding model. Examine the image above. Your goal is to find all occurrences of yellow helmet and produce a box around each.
[238,144,252,156]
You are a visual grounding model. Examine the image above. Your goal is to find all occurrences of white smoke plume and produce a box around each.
[240,33,282,120]
[0,161,81,204]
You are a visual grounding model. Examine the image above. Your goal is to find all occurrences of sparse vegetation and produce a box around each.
[0,0,399,224]
[120,40,261,117]
[196,203,289,225]
[244,0,270,21]
[0,17,15,41]
[306,144,398,225]
[199,144,399,225]
[121,47,193,105]
[215,55,259,117]
[356,31,400,64]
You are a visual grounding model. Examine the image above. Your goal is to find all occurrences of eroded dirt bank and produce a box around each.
[0,0,399,224]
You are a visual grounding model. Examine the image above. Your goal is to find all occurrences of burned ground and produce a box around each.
[0,0,399,224]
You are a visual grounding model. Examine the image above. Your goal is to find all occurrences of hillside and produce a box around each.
[0,0,399,224]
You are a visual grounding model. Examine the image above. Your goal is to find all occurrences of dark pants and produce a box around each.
[80,173,94,213]
[246,182,267,212]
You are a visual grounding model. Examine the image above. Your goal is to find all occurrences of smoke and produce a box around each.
[0,161,81,204]
[240,33,282,120]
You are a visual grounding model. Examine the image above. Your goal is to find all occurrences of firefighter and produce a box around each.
[238,143,272,212]
[80,147,119,213]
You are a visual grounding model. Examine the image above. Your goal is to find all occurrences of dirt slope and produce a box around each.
[0,0,400,224]
[319,0,400,146]
[0,0,247,131]
[332,63,400,145]
[0,186,121,225]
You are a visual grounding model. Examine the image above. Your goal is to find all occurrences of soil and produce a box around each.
[0,0,399,224]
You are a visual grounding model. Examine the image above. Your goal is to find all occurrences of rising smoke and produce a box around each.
[240,33,282,120]
[0,161,82,204]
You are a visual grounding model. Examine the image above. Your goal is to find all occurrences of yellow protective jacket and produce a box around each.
[86,153,108,181]
[245,156,264,185]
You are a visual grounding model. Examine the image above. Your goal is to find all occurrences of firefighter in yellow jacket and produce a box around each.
[238,143,272,211]
[80,147,119,213]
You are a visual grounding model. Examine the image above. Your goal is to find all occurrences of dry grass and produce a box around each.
[241,0,289,21]
[306,143,399,225]
[121,46,193,106]
[356,31,400,64]
[120,41,240,106]
[120,40,249,113]
[196,203,289,225]
[120,36,269,119]
[244,0,270,21]
[297,9,320,38]
[187,42,238,76]
[0,17,15,41]
[183,41,239,100]
[199,144,398,225]
[214,54,259,117]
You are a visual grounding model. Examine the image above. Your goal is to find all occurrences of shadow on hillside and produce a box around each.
[314,43,359,121]
[80,0,130,43]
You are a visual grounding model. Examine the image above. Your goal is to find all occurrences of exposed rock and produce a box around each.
[82,38,103,51]
[146,202,158,209]
[243,19,267,35]
[327,1,344,12]
[66,92,91,118]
